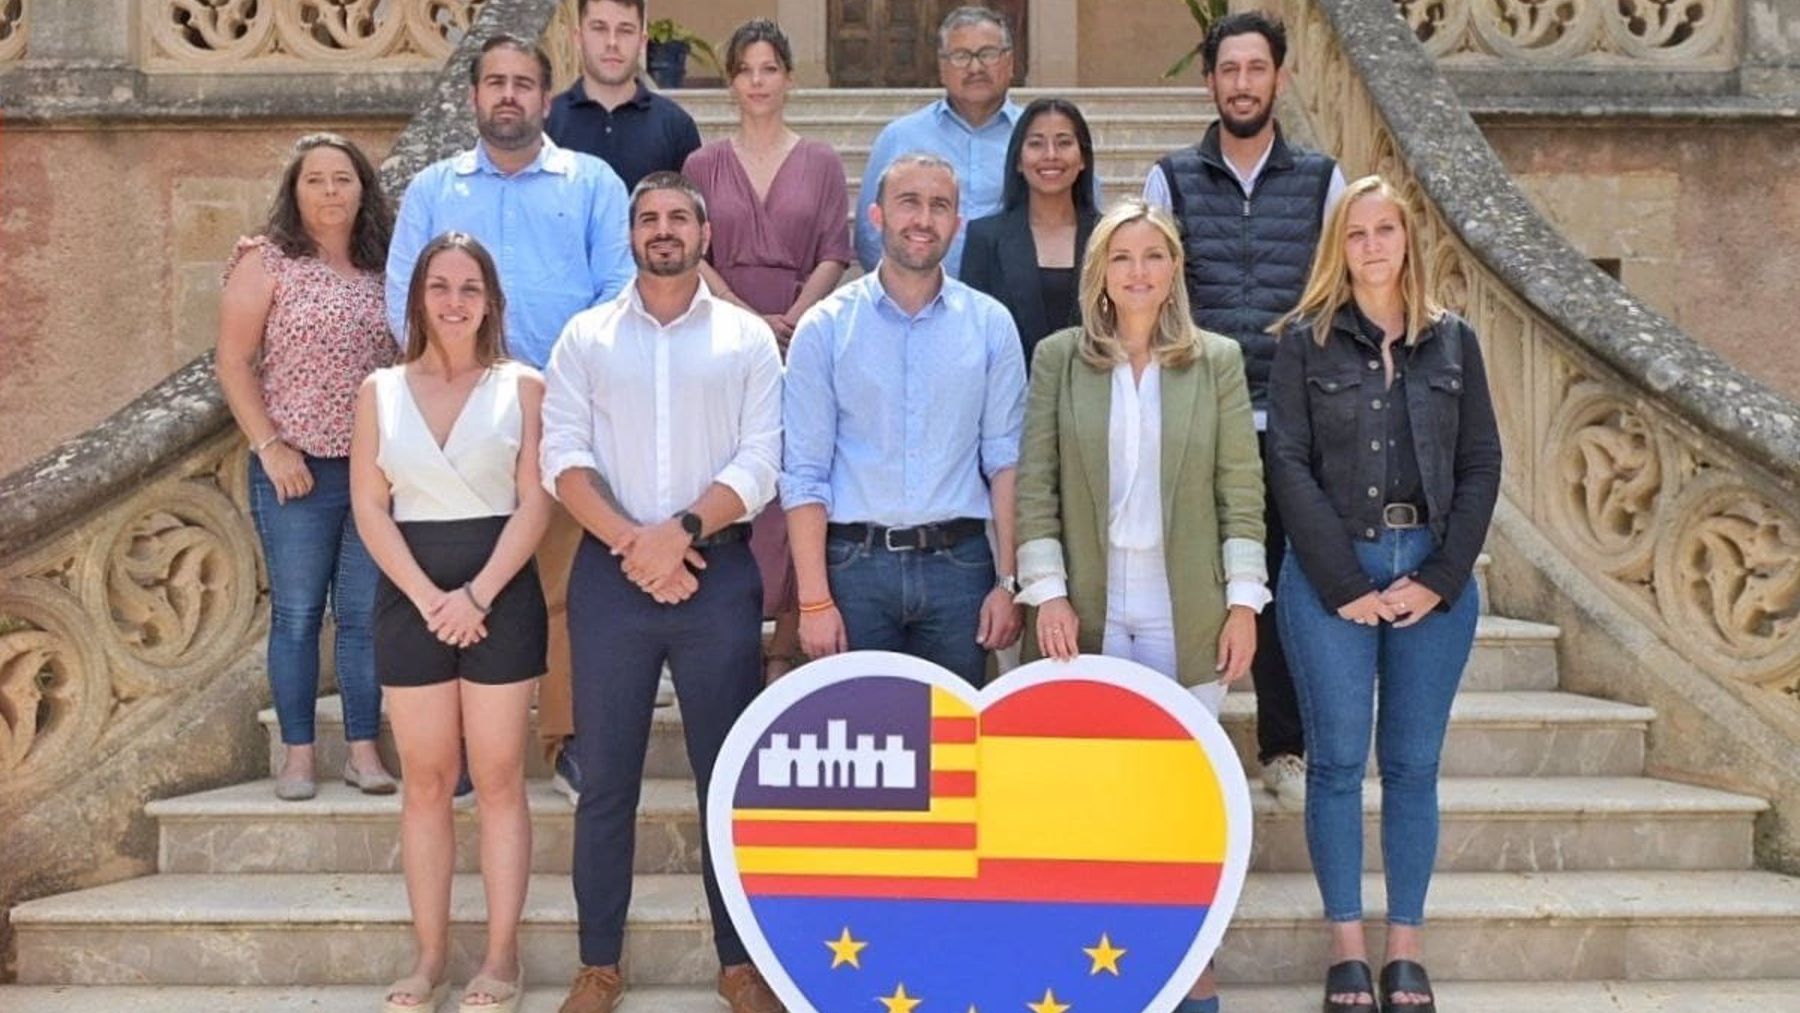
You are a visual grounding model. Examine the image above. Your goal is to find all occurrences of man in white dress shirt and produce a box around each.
[539,172,785,1013]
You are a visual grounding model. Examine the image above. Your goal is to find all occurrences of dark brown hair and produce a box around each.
[263,133,392,272]
[573,0,646,23]
[469,33,554,89]
[725,18,794,77]
[402,232,510,366]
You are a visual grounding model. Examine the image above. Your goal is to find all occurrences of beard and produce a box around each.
[882,230,949,273]
[1216,96,1275,139]
[634,238,703,277]
[476,106,542,150]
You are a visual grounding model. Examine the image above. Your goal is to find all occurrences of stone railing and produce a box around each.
[141,0,483,70]
[1397,0,1737,67]
[1288,0,1800,859]
[0,0,26,63]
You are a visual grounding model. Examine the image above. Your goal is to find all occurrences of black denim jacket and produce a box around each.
[1267,307,1502,611]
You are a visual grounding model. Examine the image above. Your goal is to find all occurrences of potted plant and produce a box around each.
[645,18,722,89]
[1164,0,1232,78]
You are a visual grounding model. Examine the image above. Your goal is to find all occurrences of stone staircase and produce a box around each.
[9,605,1800,1010]
[6,89,1800,1010]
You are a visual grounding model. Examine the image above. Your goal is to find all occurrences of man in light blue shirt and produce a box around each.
[853,6,1024,278]
[784,153,1026,687]
[387,35,635,369]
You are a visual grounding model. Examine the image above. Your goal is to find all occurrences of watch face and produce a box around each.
[682,513,704,538]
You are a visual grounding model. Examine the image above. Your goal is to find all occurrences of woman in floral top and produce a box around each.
[216,133,399,800]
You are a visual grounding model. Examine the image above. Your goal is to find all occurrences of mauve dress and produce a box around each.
[684,137,854,616]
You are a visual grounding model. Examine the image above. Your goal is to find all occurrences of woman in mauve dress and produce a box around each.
[685,17,853,680]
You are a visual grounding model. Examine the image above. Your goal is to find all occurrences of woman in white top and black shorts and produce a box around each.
[351,231,550,1013]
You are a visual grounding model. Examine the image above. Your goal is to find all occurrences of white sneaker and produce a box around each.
[1262,753,1307,807]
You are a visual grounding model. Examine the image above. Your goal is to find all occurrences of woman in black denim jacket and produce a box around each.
[1265,175,1501,1013]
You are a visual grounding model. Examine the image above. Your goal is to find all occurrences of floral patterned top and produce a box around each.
[225,236,396,458]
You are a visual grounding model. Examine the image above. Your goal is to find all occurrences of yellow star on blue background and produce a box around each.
[1027,987,1071,1013]
[1083,933,1127,976]
[824,926,868,969]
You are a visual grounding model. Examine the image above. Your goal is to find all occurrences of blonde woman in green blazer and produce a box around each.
[1014,198,1269,1013]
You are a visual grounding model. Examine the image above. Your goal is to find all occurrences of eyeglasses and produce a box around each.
[940,46,1012,69]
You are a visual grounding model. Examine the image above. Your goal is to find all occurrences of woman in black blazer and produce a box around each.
[963,97,1101,371]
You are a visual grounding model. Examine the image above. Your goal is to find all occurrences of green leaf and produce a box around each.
[1164,45,1202,80]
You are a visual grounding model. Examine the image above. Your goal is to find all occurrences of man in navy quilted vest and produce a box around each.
[1145,10,1347,818]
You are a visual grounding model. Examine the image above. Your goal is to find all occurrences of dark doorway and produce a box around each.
[829,0,1029,88]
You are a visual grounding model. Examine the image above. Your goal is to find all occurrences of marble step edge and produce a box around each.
[5,981,1799,1013]
[17,870,1800,928]
[146,775,1768,823]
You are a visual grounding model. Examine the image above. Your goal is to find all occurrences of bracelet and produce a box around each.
[797,598,836,615]
[462,582,492,615]
[252,433,282,454]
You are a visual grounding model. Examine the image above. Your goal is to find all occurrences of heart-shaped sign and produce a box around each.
[708,652,1253,1013]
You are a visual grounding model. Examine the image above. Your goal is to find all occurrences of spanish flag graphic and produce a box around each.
[723,662,1239,1013]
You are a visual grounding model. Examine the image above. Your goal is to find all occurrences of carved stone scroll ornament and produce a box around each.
[0,582,111,786]
[0,0,25,63]
[146,0,491,67]
[1544,387,1668,573]
[1653,476,1800,684]
[1392,0,1733,64]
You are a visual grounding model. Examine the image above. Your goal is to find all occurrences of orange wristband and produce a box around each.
[798,598,836,614]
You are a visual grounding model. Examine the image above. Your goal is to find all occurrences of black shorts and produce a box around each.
[376,516,548,687]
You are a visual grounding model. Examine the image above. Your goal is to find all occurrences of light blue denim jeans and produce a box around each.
[1277,526,1479,926]
[248,454,380,744]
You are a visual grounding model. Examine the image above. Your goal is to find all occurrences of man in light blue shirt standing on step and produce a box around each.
[387,34,636,369]
[786,153,1027,688]
[853,6,1025,278]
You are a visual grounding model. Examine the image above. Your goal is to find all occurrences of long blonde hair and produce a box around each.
[1273,175,1443,347]
[1076,199,1201,371]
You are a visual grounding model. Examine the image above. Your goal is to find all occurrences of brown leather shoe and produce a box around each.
[558,965,625,1013]
[717,964,784,1013]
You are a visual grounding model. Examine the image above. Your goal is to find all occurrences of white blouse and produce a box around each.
[374,362,526,522]
[1108,362,1164,550]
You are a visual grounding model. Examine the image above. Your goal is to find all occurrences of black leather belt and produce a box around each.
[828,518,986,552]
[694,523,752,547]
[1382,503,1426,529]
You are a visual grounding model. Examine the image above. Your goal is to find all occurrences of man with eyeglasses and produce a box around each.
[854,6,1071,277]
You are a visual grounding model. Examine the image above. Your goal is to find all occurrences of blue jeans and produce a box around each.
[1277,526,1479,926]
[826,532,994,686]
[248,455,380,745]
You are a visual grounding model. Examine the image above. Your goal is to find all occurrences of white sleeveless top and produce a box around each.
[374,361,526,522]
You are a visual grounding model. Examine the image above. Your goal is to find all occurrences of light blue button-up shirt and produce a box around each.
[853,98,1023,278]
[386,138,636,369]
[781,271,1026,526]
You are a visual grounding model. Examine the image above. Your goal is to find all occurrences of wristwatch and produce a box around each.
[996,574,1020,596]
[678,511,704,545]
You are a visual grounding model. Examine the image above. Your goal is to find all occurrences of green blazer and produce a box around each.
[1015,327,1266,685]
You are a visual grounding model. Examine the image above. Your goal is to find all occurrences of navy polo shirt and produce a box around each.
[546,79,703,191]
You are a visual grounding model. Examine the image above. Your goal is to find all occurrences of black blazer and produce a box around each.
[962,205,1099,370]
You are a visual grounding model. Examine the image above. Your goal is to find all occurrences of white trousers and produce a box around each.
[1103,544,1227,716]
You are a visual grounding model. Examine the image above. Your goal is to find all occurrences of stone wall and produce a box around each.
[1482,113,1800,402]
[0,122,402,476]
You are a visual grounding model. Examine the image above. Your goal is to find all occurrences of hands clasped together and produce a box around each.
[615,518,708,605]
[1335,575,1442,628]
[414,585,489,649]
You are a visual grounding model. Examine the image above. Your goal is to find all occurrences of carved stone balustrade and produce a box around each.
[142,0,486,71]
[1397,0,1736,66]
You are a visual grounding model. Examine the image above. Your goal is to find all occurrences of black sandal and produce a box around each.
[1322,960,1377,1012]
[1379,959,1438,1012]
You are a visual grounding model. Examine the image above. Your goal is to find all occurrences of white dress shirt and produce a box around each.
[539,280,783,524]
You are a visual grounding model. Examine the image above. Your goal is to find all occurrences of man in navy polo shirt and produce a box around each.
[548,0,703,191]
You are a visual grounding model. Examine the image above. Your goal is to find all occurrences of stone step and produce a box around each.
[688,112,1214,149]
[267,614,1563,780]
[6,981,1800,1013]
[16,871,1800,986]
[275,688,1644,786]
[148,775,1764,877]
[670,87,1213,121]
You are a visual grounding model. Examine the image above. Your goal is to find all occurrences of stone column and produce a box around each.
[10,0,138,101]
[1030,0,1078,86]
[779,0,830,86]
[1743,0,1800,97]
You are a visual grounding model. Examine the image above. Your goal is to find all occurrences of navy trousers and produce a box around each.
[567,535,762,968]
